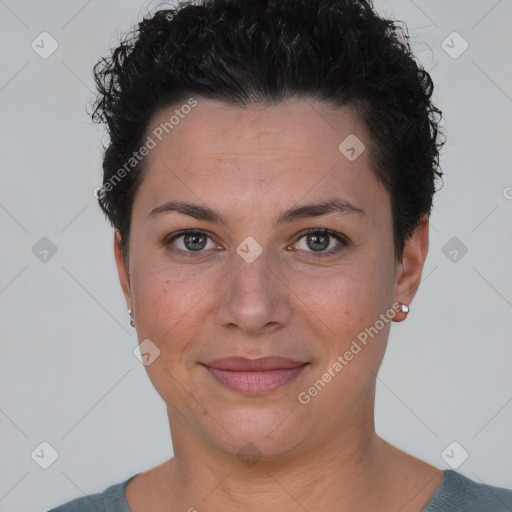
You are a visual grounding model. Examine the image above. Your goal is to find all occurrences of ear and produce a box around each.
[113,230,132,310]
[393,214,429,322]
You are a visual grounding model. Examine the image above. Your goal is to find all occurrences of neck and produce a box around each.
[161,409,392,510]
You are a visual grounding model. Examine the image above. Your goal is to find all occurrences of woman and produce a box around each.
[50,0,512,510]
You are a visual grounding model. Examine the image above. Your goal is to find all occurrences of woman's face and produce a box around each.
[115,98,425,459]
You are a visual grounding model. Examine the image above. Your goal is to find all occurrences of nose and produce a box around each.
[214,250,294,336]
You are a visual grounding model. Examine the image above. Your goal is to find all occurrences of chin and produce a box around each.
[203,406,309,461]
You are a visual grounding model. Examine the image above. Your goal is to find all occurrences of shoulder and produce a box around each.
[423,470,512,512]
[47,492,103,512]
[47,474,139,512]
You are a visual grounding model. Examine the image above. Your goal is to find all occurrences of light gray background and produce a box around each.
[1,1,511,510]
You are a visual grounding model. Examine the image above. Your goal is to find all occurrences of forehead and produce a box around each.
[147,98,367,160]
[136,97,388,220]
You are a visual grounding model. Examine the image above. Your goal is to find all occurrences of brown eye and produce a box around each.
[183,232,207,251]
[167,230,219,256]
[305,233,329,251]
[294,229,348,256]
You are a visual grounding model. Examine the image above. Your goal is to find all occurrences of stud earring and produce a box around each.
[128,309,135,328]
[400,304,410,314]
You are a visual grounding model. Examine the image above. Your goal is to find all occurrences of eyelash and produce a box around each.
[164,229,349,259]
[295,228,349,257]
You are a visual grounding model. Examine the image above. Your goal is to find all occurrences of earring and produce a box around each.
[400,303,410,314]
[128,309,135,328]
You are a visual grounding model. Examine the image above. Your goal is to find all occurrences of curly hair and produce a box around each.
[92,0,445,262]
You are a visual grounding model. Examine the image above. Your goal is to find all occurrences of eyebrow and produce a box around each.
[274,197,366,226]
[148,197,366,227]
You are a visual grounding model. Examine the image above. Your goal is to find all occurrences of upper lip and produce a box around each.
[203,356,307,371]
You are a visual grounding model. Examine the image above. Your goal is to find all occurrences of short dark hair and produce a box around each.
[92,0,445,262]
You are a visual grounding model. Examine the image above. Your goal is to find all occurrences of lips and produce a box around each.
[204,356,306,371]
[201,356,309,394]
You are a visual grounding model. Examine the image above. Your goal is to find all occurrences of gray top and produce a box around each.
[48,470,512,511]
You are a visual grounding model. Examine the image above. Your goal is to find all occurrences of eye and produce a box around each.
[164,228,348,259]
[293,229,348,256]
[166,230,220,257]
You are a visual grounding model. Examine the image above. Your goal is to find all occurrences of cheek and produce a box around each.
[130,263,207,404]
[132,248,211,320]
[301,256,390,316]
[293,253,394,359]
[130,257,209,363]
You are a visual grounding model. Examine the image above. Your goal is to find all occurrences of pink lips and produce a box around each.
[202,356,308,394]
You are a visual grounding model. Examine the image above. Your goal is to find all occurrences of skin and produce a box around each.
[114,98,443,511]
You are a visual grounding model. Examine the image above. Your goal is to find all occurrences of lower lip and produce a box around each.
[203,364,309,394]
